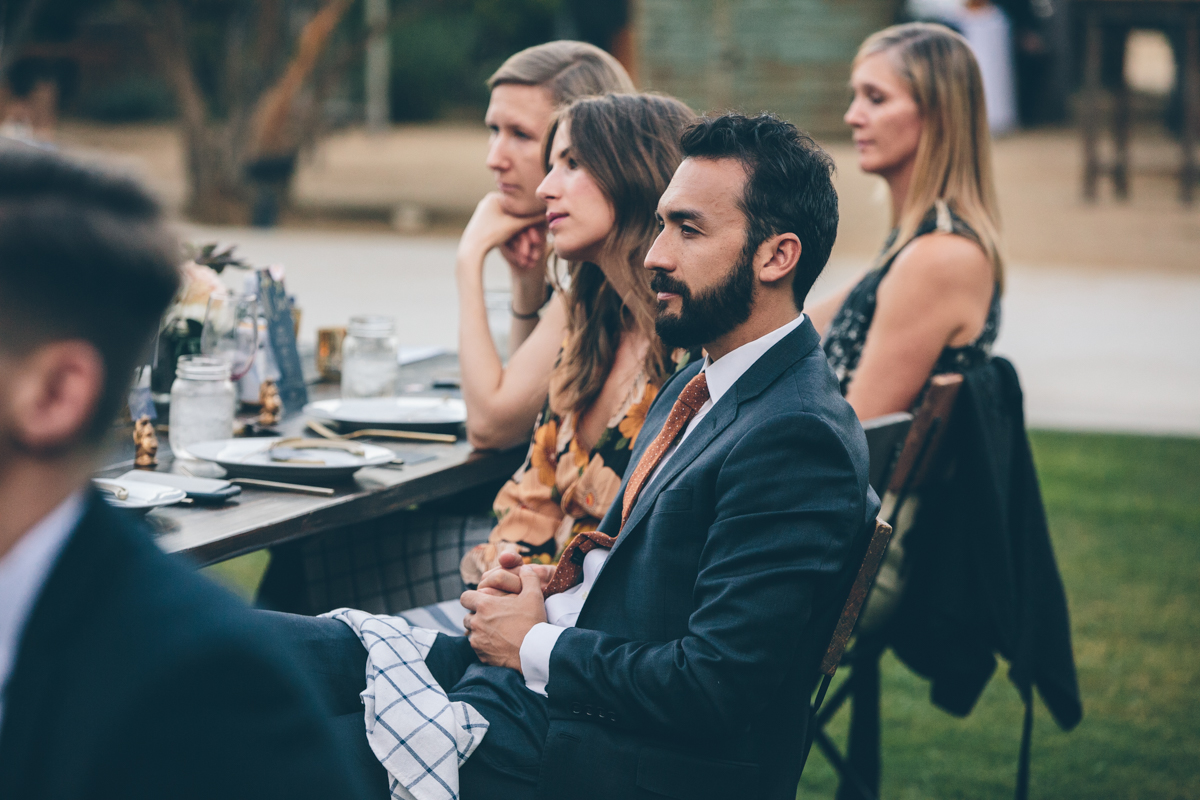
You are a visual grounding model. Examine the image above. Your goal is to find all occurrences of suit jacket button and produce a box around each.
[572,703,581,714]
[585,705,594,716]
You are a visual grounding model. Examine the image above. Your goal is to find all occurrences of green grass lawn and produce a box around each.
[799,431,1200,799]
[203,431,1200,798]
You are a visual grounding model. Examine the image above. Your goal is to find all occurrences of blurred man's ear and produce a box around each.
[9,341,105,452]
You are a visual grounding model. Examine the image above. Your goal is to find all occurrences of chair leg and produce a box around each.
[815,728,879,800]
[837,648,882,800]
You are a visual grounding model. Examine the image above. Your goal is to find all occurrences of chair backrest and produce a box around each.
[862,412,913,494]
[879,374,963,524]
[818,518,894,677]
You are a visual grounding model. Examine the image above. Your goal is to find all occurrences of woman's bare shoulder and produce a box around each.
[887,232,994,296]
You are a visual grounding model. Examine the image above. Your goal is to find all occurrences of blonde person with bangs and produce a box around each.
[456,41,635,451]
[806,22,1002,420]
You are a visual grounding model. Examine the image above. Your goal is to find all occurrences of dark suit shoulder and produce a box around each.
[0,496,370,800]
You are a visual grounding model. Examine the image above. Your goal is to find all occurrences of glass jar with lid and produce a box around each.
[342,315,400,398]
[169,355,235,458]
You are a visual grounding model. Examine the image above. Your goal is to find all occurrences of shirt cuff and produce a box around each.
[519,622,567,696]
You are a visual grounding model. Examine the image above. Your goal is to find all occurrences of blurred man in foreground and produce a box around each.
[0,145,369,800]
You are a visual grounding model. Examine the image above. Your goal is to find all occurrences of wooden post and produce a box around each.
[1083,8,1104,202]
[1113,30,1130,200]
[365,0,390,132]
[1182,11,1199,204]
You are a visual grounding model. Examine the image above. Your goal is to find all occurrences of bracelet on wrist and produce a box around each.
[510,284,554,321]
[510,302,542,321]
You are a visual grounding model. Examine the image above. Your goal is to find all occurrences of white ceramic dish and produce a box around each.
[93,478,188,513]
[186,437,396,482]
[303,396,466,434]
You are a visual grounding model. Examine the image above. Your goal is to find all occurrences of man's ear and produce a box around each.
[10,341,106,451]
[756,233,802,286]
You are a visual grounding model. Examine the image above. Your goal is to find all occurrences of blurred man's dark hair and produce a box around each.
[0,144,179,441]
[678,113,839,306]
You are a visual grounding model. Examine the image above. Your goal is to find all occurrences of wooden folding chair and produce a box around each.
[861,412,913,495]
[800,517,894,776]
[807,374,964,800]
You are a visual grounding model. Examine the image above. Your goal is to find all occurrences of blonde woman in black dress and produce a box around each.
[807,23,1002,419]
[806,23,1004,629]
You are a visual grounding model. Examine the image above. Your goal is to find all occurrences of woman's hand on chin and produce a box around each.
[458,192,544,266]
[501,224,548,274]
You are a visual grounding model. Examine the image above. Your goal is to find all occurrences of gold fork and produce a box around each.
[306,419,457,444]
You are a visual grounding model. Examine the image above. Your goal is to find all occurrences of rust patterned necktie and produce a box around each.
[543,371,710,598]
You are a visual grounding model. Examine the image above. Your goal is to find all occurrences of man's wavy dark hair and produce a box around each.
[679,113,838,307]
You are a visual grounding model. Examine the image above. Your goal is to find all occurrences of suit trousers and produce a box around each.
[260,611,548,799]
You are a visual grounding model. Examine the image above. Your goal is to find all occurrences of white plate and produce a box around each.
[93,478,188,513]
[187,437,396,482]
[303,396,466,433]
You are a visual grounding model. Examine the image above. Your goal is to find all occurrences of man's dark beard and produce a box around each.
[652,242,757,350]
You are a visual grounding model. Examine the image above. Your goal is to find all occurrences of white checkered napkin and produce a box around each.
[323,609,489,800]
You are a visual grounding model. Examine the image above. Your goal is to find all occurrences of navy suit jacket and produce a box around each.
[533,318,879,800]
[0,494,370,800]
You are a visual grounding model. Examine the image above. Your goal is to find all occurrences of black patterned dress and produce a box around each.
[822,201,1001,403]
[823,202,1002,633]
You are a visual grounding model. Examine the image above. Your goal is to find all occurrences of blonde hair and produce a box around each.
[856,23,1004,290]
[542,93,696,418]
[488,41,635,104]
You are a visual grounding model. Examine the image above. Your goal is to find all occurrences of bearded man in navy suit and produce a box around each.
[278,112,879,800]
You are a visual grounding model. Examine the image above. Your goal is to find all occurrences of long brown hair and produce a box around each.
[543,93,695,418]
[488,41,635,103]
[856,23,1004,289]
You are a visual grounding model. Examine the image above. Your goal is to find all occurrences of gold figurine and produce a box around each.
[258,380,283,427]
[133,415,158,469]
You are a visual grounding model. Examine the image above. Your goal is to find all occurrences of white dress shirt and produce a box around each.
[0,491,86,732]
[520,314,806,695]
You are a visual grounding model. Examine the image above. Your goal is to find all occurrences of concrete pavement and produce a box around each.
[188,225,1200,436]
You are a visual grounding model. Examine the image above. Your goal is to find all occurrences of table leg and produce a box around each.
[1113,64,1130,200]
[1083,11,1104,202]
[1182,12,1199,204]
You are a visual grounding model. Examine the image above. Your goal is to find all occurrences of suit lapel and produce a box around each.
[607,396,737,561]
[601,318,823,565]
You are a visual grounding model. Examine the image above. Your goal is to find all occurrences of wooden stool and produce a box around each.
[1076,0,1200,203]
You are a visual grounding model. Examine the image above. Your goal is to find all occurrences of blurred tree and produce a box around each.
[127,0,367,224]
[3,0,604,220]
[387,0,559,121]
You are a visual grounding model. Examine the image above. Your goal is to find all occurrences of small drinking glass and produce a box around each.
[342,315,400,399]
[201,291,260,382]
[169,356,235,459]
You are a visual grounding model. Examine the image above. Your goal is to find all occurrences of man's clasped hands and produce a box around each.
[460,552,552,672]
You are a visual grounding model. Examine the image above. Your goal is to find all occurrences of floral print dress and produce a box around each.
[459,348,698,585]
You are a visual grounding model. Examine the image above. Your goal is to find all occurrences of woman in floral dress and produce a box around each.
[460,92,698,584]
[263,93,697,615]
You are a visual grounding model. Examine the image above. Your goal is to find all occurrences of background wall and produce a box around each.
[634,0,899,136]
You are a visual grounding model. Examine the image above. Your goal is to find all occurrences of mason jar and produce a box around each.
[342,315,400,398]
[169,356,235,459]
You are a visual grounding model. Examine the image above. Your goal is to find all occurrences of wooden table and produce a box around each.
[98,354,524,567]
[1075,0,1200,203]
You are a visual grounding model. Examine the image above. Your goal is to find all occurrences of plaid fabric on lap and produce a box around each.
[324,608,489,800]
